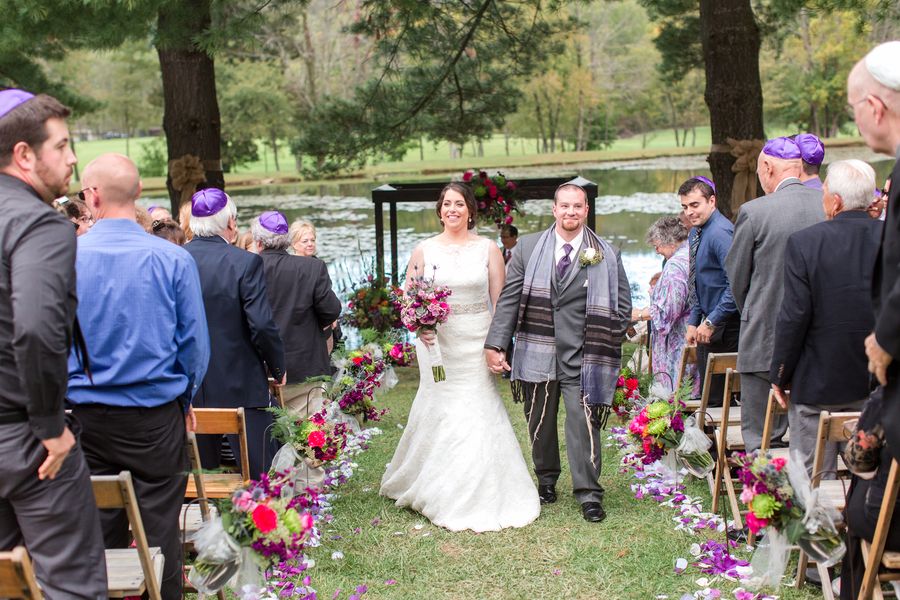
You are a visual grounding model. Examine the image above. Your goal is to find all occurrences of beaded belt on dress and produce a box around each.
[450,302,488,314]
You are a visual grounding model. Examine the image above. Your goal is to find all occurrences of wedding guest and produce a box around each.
[185,189,285,478]
[848,41,900,462]
[56,195,93,235]
[135,205,153,232]
[632,216,698,395]
[770,159,881,476]
[0,88,107,598]
[68,153,209,600]
[500,224,518,264]
[290,218,317,256]
[839,388,900,599]
[795,133,825,190]
[147,204,172,220]
[681,176,739,406]
[152,218,187,246]
[179,200,194,242]
[726,137,824,452]
[253,211,342,415]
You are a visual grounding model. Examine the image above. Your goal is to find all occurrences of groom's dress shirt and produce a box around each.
[687,209,737,328]
[555,228,584,265]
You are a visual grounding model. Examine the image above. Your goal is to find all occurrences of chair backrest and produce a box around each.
[760,389,789,452]
[186,432,210,519]
[675,346,697,392]
[860,458,900,600]
[811,411,860,487]
[193,407,250,482]
[715,368,741,434]
[697,352,739,416]
[0,547,40,600]
[92,472,162,600]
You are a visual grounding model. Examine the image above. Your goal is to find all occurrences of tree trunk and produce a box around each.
[701,0,765,220]
[157,0,223,215]
[533,92,547,154]
[419,137,425,161]
[504,129,510,156]
[270,135,280,172]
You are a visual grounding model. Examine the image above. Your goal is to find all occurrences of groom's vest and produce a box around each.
[550,240,589,380]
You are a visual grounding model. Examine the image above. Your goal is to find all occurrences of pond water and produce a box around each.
[143,149,895,307]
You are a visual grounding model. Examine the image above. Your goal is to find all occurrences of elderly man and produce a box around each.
[0,89,107,598]
[849,41,900,460]
[68,153,209,600]
[252,211,341,415]
[185,190,285,478]
[725,136,824,452]
[769,159,881,475]
[795,133,825,190]
[680,176,739,404]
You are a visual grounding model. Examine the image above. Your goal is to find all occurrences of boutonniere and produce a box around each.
[579,247,603,267]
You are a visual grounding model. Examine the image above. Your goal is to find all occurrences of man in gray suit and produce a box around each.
[725,136,825,452]
[485,183,631,523]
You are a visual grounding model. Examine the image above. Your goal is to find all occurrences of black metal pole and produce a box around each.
[374,199,385,282]
[389,202,399,285]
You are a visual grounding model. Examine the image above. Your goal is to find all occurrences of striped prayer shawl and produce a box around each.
[511,226,621,408]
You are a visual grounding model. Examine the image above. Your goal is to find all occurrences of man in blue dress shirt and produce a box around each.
[68,153,209,600]
[680,176,740,405]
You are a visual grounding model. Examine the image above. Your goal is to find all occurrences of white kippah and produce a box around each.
[865,41,900,91]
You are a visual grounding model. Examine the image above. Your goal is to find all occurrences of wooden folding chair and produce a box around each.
[695,352,741,433]
[795,410,859,594]
[0,547,41,599]
[860,458,900,600]
[677,346,699,410]
[180,432,214,546]
[185,408,251,500]
[709,368,744,527]
[92,472,164,600]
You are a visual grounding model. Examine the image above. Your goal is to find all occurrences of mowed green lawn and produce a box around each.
[300,366,823,600]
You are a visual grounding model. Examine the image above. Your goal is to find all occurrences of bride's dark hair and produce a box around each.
[435,182,477,230]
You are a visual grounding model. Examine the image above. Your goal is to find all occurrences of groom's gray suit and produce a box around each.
[485,228,631,504]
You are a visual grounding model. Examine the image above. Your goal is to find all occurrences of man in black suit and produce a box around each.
[770,160,882,476]
[185,189,286,478]
[848,41,900,462]
[251,211,341,415]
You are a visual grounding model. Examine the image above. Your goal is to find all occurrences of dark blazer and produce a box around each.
[184,236,285,408]
[259,249,342,383]
[874,156,900,459]
[770,211,882,405]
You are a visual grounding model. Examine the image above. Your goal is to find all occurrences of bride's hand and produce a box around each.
[418,329,436,346]
[485,348,510,374]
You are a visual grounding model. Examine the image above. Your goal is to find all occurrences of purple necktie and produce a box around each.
[557,243,573,280]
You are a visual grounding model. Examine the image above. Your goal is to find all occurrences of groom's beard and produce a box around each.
[559,218,583,232]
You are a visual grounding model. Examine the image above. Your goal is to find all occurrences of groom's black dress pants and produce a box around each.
[522,377,604,504]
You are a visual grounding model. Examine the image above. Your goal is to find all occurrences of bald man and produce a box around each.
[68,153,210,600]
[725,137,824,452]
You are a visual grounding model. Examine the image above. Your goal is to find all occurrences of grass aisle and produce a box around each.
[306,367,821,600]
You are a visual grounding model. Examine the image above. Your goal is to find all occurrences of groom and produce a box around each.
[485,183,631,523]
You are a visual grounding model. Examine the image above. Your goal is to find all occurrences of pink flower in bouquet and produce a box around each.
[505,216,513,224]
[771,457,786,471]
[233,490,256,512]
[740,487,755,505]
[487,185,498,199]
[504,204,512,214]
[252,504,278,533]
[745,512,769,535]
[389,345,403,360]
[307,430,326,448]
[617,376,626,387]
[462,170,473,182]
[300,512,314,531]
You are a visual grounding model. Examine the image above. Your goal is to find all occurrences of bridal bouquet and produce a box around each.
[188,471,316,594]
[735,450,845,584]
[396,270,452,382]
[626,385,714,477]
[269,407,349,468]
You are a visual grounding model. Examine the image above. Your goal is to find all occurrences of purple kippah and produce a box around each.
[259,211,288,235]
[795,133,825,165]
[693,175,716,193]
[0,89,35,119]
[147,205,159,213]
[761,137,802,160]
[191,188,228,217]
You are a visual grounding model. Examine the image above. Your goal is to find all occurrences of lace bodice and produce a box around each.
[418,236,491,311]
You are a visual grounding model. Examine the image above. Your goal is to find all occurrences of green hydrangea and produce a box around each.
[297,421,315,441]
[750,493,781,519]
[646,418,669,437]
[647,401,671,419]
[282,508,303,534]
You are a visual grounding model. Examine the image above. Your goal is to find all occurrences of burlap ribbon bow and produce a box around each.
[168,154,207,209]
[711,138,765,214]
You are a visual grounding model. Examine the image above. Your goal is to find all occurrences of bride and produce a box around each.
[380,182,540,532]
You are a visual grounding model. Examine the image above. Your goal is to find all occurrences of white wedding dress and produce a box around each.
[380,236,540,532]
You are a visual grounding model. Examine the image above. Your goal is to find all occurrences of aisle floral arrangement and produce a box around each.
[461,169,522,228]
[394,269,452,382]
[270,407,350,468]
[344,272,403,333]
[330,348,388,422]
[613,367,642,419]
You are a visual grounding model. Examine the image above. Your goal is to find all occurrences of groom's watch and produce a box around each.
[703,318,716,329]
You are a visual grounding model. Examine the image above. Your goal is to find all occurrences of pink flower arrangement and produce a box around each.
[461,170,522,228]
[613,367,642,419]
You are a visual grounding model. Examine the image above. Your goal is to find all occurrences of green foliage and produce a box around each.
[137,136,168,177]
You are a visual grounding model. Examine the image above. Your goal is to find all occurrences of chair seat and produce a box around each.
[883,551,900,569]
[180,504,218,540]
[818,480,848,513]
[715,425,745,450]
[105,547,164,598]
[684,399,701,411]
[705,406,741,426]
[185,473,245,499]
